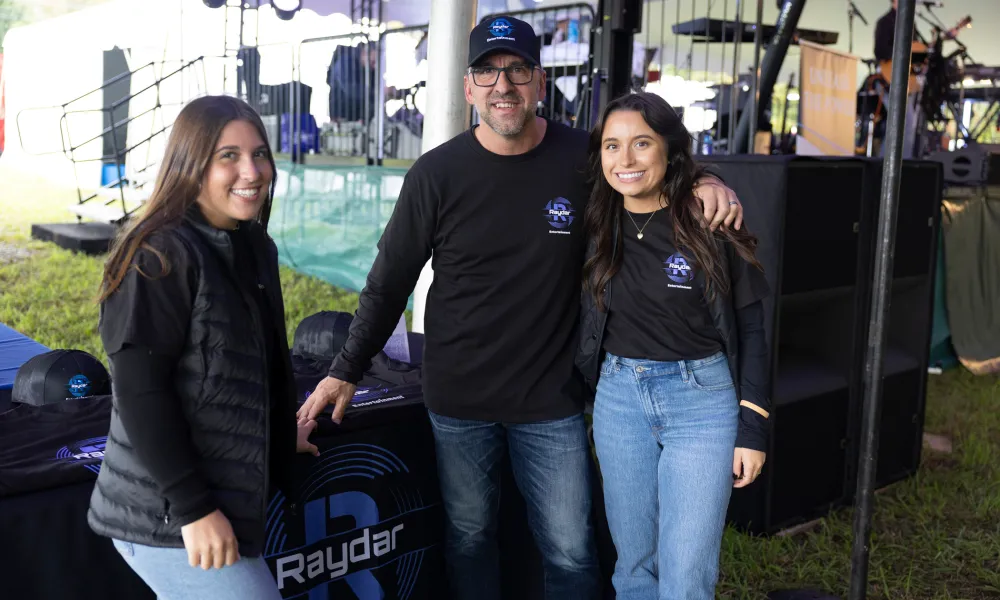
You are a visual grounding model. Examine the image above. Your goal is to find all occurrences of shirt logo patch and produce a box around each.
[664,253,695,289]
[544,197,574,235]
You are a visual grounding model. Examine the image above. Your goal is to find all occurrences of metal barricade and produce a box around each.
[233,41,301,158]
[288,23,429,166]
[629,0,774,155]
[380,25,429,164]
[15,57,209,222]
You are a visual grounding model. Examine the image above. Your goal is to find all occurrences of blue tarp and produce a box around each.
[0,323,50,411]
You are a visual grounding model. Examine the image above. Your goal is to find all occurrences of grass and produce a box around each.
[0,162,366,357]
[717,368,1000,599]
[2,163,999,598]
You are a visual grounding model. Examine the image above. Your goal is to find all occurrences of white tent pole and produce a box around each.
[411,0,478,333]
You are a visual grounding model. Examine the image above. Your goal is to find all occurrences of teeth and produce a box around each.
[231,189,258,198]
[618,172,644,181]
[494,103,515,108]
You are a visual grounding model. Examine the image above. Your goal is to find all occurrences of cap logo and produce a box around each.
[68,374,92,398]
[488,18,515,41]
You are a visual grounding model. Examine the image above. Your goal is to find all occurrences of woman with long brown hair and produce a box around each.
[576,92,772,599]
[87,95,318,599]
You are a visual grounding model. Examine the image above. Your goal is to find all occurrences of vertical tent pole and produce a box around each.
[849,0,917,598]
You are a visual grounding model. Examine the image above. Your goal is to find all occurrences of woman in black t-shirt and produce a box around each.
[578,92,771,599]
[87,96,319,600]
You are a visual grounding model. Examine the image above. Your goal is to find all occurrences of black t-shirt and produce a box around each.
[330,120,591,422]
[874,9,896,62]
[604,208,769,362]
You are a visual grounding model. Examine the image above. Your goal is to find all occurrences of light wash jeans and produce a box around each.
[111,538,282,600]
[427,410,600,600]
[593,351,739,600]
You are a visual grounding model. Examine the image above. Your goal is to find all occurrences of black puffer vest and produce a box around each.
[87,213,297,558]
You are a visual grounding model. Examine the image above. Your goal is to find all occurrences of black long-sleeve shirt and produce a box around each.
[329,121,592,422]
[874,9,897,62]
[735,301,770,451]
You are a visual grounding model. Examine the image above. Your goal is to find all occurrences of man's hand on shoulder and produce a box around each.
[296,376,357,425]
[693,176,744,232]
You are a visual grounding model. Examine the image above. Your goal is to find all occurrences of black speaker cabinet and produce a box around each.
[700,157,865,534]
[844,160,942,495]
[700,156,941,535]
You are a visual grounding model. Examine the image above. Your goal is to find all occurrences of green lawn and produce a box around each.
[1,163,998,598]
[0,163,364,356]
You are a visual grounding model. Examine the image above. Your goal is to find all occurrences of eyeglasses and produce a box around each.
[468,64,538,87]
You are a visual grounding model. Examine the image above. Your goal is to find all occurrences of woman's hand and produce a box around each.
[297,418,320,456]
[733,447,766,488]
[180,509,239,569]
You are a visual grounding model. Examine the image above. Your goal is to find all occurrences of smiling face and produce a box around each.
[464,51,546,138]
[600,109,669,206]
[195,119,274,229]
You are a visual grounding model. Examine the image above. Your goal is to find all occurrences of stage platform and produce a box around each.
[30,222,119,256]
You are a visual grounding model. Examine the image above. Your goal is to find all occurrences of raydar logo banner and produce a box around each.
[264,435,446,600]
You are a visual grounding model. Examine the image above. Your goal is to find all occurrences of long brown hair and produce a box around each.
[583,91,761,310]
[98,95,277,303]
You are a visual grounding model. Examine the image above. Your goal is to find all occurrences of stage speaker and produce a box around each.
[701,156,871,535]
[701,156,942,535]
[926,145,1000,186]
[845,160,942,495]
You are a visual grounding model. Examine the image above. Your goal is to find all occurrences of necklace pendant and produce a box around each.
[637,232,644,240]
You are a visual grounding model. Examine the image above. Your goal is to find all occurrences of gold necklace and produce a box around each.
[625,207,660,240]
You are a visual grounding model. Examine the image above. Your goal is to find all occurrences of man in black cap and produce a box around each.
[299,15,745,598]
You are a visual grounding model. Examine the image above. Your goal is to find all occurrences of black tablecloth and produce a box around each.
[0,385,449,600]
[0,389,614,599]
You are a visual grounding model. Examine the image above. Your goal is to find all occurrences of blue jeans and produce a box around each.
[427,410,600,600]
[111,539,282,600]
[592,352,739,600]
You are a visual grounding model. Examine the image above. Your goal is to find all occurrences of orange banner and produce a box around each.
[798,41,858,156]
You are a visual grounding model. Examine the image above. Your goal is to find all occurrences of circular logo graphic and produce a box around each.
[263,444,431,599]
[68,374,92,397]
[663,253,695,284]
[56,436,107,475]
[488,18,513,38]
[544,198,575,229]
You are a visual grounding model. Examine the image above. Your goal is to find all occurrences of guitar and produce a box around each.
[878,15,972,92]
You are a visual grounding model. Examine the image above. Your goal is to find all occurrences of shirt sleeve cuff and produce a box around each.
[328,354,365,384]
[735,406,770,452]
[166,476,218,528]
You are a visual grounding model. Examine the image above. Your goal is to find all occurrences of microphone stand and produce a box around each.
[920,4,948,32]
[847,0,868,55]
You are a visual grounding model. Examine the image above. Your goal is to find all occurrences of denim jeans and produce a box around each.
[427,410,600,600]
[111,538,282,600]
[592,351,739,600]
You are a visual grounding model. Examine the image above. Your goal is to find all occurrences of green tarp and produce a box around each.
[269,163,409,301]
[940,192,1000,374]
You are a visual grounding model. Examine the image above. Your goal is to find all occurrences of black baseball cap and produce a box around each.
[292,311,354,361]
[468,15,541,68]
[11,350,111,406]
